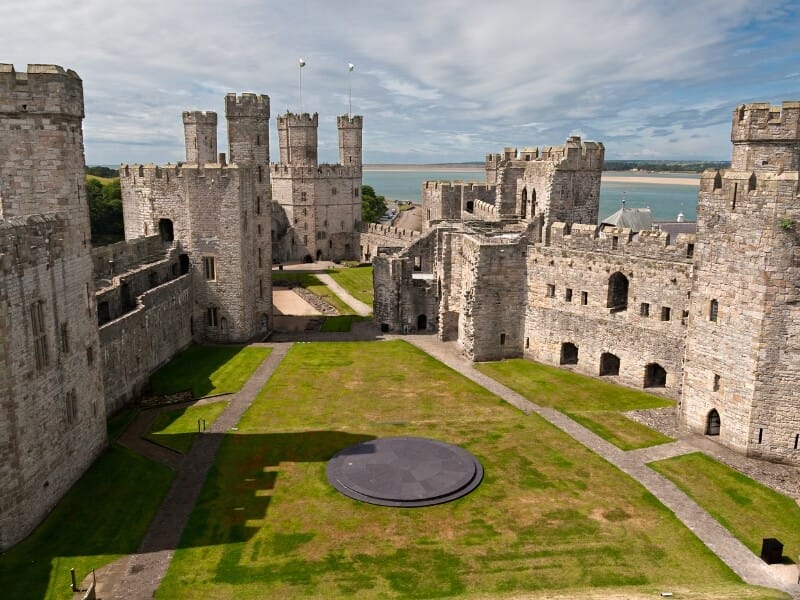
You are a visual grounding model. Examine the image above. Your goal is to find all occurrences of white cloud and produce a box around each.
[2,0,798,163]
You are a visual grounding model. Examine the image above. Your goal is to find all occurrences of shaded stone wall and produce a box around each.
[359,222,421,263]
[99,273,193,413]
[0,64,106,550]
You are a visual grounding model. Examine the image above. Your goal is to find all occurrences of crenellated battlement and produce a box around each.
[731,101,800,143]
[0,63,83,117]
[544,221,695,262]
[120,161,243,186]
[337,114,363,128]
[423,180,495,193]
[181,110,217,124]
[269,163,360,179]
[485,136,604,170]
[224,93,270,117]
[363,221,422,241]
[277,111,318,127]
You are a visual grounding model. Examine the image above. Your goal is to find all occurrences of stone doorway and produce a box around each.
[417,314,428,331]
[599,352,620,376]
[560,342,578,365]
[706,409,721,436]
[644,363,667,388]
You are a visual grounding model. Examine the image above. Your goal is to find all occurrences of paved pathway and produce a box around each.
[105,343,292,599]
[403,335,799,598]
[315,272,373,316]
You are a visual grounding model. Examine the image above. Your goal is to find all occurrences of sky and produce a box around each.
[3,0,800,165]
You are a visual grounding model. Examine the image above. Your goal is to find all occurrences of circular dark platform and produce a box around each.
[326,436,483,507]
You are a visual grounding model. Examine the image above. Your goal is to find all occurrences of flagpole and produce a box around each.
[347,63,354,117]
[299,58,306,112]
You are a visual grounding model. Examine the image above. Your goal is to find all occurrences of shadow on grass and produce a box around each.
[153,431,378,549]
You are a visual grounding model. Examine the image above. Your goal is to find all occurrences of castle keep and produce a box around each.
[374,104,800,466]
[271,112,363,263]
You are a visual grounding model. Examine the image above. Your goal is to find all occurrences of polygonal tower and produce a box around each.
[682,101,800,464]
[183,111,218,165]
[277,112,318,166]
[0,64,106,549]
[337,114,363,168]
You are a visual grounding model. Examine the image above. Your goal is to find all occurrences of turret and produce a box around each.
[337,114,363,167]
[277,112,318,166]
[182,111,217,166]
[730,101,800,172]
[225,93,270,165]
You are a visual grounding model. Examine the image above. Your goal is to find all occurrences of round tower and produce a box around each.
[182,111,217,165]
[224,93,270,165]
[337,114,363,167]
[277,112,318,166]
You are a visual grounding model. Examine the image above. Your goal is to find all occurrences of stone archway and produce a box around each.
[644,363,666,388]
[706,409,721,436]
[417,314,428,331]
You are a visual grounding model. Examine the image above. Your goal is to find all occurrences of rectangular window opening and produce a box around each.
[546,284,555,298]
[207,307,219,327]
[31,300,48,370]
[581,291,588,306]
[565,288,573,302]
[686,243,694,259]
[640,302,650,317]
[661,306,671,321]
[757,427,763,444]
[60,322,69,353]
[203,256,216,280]
[500,333,506,346]
[713,374,720,392]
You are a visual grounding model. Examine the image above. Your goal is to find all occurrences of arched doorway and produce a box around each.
[158,218,174,242]
[316,249,323,261]
[560,342,579,365]
[599,352,620,376]
[417,314,428,330]
[607,272,629,311]
[706,409,721,436]
[644,363,667,388]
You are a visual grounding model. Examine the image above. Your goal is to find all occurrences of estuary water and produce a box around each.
[363,168,699,222]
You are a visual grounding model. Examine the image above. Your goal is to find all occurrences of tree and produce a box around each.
[361,184,387,223]
[86,177,124,244]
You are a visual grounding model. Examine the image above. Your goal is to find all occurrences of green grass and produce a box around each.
[0,445,174,600]
[86,174,117,184]
[271,272,356,315]
[320,315,371,332]
[156,340,772,599]
[476,359,673,450]
[107,406,139,442]
[325,266,374,307]
[650,453,800,562]
[144,401,229,453]
[149,345,271,398]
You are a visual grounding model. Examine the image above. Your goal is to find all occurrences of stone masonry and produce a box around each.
[375,109,800,466]
[0,64,107,550]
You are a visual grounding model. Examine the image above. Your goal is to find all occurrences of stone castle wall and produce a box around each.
[0,64,106,550]
[359,222,421,263]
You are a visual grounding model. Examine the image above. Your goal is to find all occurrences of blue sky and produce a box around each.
[4,0,800,164]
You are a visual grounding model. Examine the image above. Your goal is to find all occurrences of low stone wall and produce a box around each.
[99,274,193,413]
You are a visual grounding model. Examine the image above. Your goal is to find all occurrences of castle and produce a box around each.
[0,61,797,551]
[373,103,800,467]
[0,62,363,550]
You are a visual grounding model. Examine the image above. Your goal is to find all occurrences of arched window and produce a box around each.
[560,342,578,365]
[709,299,719,322]
[644,363,667,388]
[521,188,528,219]
[713,172,722,190]
[607,272,629,311]
[706,409,721,436]
[465,200,474,213]
[599,353,620,376]
[531,189,537,215]
[748,172,756,192]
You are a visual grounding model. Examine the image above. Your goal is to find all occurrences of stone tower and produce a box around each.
[338,114,363,167]
[0,64,106,549]
[183,111,218,165]
[278,112,318,166]
[682,101,800,463]
[225,93,272,332]
[271,112,363,263]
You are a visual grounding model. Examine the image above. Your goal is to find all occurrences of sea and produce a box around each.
[363,169,699,222]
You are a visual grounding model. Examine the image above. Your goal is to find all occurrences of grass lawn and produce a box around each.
[650,453,800,562]
[476,359,674,450]
[272,272,355,315]
[325,265,374,307]
[156,340,775,599]
[144,401,229,453]
[149,345,271,398]
[86,174,117,184]
[320,315,371,332]
[0,445,174,600]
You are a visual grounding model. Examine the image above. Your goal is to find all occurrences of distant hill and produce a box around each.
[365,160,729,173]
